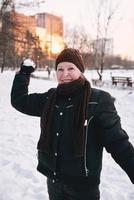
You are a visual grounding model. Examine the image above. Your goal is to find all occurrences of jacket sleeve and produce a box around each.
[95,90,134,184]
[11,73,49,117]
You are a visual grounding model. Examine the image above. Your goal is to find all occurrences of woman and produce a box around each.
[11,48,134,200]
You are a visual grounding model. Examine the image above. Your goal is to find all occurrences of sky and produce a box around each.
[0,70,134,199]
[43,0,134,60]
[15,0,134,59]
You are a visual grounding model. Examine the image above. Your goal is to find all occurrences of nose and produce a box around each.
[62,69,69,77]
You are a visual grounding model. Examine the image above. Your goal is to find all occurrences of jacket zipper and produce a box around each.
[84,116,94,176]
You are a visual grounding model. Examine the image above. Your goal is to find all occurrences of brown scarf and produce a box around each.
[37,75,91,157]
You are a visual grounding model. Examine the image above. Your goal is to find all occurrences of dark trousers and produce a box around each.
[47,178,100,200]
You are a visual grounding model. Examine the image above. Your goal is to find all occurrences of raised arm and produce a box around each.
[11,59,47,117]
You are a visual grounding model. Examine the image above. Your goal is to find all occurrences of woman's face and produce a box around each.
[56,62,81,84]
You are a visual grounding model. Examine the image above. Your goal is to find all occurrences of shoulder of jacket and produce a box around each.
[90,88,102,102]
[38,88,56,108]
[91,88,111,100]
[42,88,56,99]
[91,88,115,105]
[47,88,56,94]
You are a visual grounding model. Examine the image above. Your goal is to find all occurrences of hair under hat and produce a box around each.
[55,48,85,73]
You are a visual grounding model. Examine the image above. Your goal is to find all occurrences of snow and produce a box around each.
[0,69,134,200]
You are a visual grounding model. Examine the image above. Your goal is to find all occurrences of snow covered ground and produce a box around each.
[0,69,134,200]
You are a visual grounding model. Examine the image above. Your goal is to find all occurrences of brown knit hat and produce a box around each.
[55,48,85,73]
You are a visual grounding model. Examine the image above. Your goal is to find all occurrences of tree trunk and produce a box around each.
[97,68,102,81]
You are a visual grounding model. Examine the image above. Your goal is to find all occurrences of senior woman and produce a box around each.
[11,48,134,200]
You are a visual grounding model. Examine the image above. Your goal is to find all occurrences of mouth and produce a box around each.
[61,79,72,83]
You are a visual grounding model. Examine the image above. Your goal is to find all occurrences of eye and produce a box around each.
[57,68,63,72]
[68,67,74,70]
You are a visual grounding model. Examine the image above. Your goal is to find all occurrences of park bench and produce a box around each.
[111,76,133,87]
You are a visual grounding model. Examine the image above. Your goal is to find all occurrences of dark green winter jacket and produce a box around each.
[11,73,134,186]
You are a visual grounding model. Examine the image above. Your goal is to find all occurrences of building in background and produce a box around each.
[36,12,65,57]
[7,12,64,61]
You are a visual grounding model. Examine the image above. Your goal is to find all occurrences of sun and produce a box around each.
[51,43,64,54]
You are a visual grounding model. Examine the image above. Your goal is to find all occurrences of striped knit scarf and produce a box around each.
[37,75,91,157]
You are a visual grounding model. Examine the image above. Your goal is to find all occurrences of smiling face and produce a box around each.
[56,62,81,84]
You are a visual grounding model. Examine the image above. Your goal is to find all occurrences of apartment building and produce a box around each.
[1,11,64,61]
[36,12,65,56]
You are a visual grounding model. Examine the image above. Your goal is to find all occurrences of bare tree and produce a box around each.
[64,24,92,53]
[24,30,44,68]
[0,0,46,32]
[15,0,46,15]
[0,1,21,72]
[64,24,94,69]
[0,0,13,32]
[91,0,120,80]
